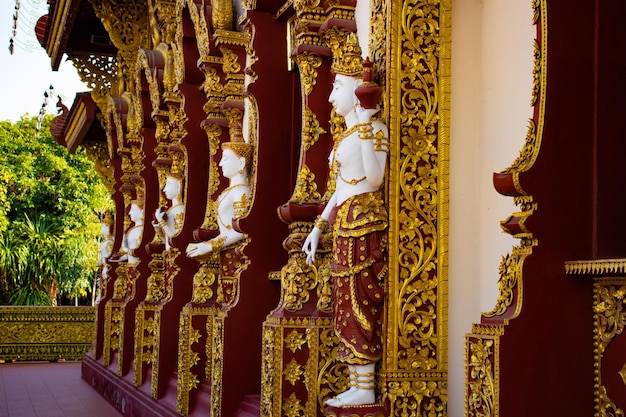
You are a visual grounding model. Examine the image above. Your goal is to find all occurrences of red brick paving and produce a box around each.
[0,361,120,417]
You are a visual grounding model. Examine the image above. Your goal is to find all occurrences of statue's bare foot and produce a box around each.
[332,388,375,407]
[325,387,357,407]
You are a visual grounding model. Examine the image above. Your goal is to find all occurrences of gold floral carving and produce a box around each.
[389,0,446,370]
[316,257,333,313]
[281,253,318,312]
[593,279,626,416]
[192,260,218,304]
[530,40,540,107]
[210,314,226,416]
[178,0,211,62]
[177,309,202,415]
[301,106,326,152]
[294,53,322,97]
[133,308,157,387]
[290,164,321,204]
[282,393,305,417]
[103,302,122,366]
[261,318,336,417]
[167,93,189,144]
[384,0,450,414]
[317,326,343,406]
[69,53,117,107]
[0,307,94,361]
[151,310,163,398]
[221,48,242,75]
[369,0,387,83]
[89,0,151,94]
[293,0,322,11]
[158,0,178,44]
[285,329,307,353]
[261,326,280,417]
[199,123,222,230]
[284,359,304,385]
[201,66,226,118]
[598,386,624,417]
[466,337,497,417]
[164,248,182,301]
[113,263,131,298]
[146,262,165,302]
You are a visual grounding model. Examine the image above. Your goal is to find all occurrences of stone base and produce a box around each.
[82,354,211,417]
[324,403,388,417]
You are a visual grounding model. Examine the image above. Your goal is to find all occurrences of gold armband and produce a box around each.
[358,123,374,139]
[314,215,329,231]
[210,236,227,252]
[373,130,390,152]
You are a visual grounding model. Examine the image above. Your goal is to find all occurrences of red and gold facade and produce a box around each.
[38,0,626,416]
[42,0,450,415]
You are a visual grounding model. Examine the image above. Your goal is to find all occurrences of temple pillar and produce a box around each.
[259,1,349,416]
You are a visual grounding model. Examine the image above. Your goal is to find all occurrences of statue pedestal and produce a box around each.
[324,403,388,417]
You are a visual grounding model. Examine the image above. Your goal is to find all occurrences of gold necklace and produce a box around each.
[332,124,367,186]
[340,123,361,139]
[338,172,366,185]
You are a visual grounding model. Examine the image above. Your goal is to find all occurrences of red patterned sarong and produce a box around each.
[330,191,388,364]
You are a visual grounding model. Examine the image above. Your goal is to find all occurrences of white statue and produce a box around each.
[96,213,114,303]
[302,36,389,408]
[186,142,251,258]
[153,175,185,250]
[114,201,144,265]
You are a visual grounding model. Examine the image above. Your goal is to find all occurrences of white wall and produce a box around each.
[449,0,534,415]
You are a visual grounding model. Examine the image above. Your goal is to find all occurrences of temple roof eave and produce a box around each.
[51,93,106,153]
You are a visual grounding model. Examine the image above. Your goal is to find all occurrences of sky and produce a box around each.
[0,0,88,122]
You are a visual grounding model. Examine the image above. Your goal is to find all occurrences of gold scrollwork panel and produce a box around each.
[0,307,95,361]
[384,0,450,415]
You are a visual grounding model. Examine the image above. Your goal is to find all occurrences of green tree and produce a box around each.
[0,115,112,305]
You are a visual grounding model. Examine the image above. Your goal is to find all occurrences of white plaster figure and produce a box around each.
[153,175,185,250]
[186,144,251,258]
[113,201,144,265]
[302,58,389,407]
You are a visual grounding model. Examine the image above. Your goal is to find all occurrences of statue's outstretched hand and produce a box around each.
[303,227,322,266]
[186,241,212,259]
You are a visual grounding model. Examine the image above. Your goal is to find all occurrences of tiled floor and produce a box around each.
[0,361,120,417]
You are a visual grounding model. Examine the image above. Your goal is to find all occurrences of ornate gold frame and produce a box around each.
[382,0,450,414]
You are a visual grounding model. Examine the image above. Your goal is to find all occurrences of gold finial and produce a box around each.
[331,32,363,77]
[168,145,186,180]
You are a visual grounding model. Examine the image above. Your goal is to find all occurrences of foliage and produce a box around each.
[0,115,112,305]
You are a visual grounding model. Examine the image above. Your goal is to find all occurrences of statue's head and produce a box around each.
[329,33,364,116]
[129,200,144,223]
[100,211,114,237]
[221,141,253,177]
[163,175,182,201]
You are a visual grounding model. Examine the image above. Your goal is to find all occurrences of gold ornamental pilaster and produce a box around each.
[379,0,452,414]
